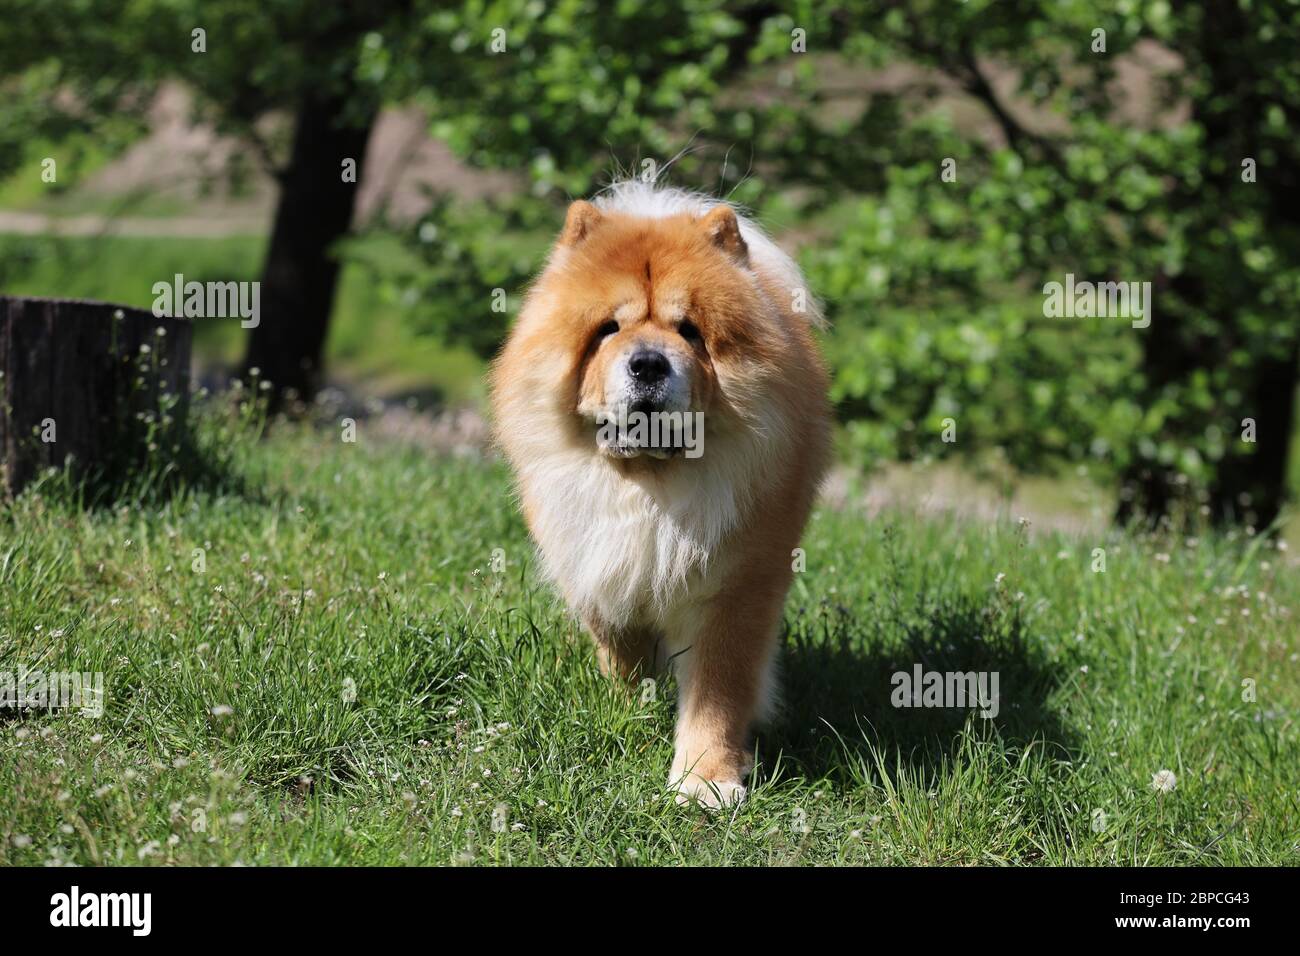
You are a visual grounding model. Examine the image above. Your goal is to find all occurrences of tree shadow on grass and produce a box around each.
[22,426,269,513]
[759,592,1075,788]
[8,390,288,513]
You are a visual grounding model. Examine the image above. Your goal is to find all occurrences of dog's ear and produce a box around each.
[558,200,602,246]
[699,205,748,264]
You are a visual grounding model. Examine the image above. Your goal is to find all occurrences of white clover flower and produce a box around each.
[1151,769,1177,793]
[210,704,233,718]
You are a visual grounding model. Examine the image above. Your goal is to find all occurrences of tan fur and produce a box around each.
[490,186,829,807]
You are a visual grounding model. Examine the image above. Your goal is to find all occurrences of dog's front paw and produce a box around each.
[670,775,748,809]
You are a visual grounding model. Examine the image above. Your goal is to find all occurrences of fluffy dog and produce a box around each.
[491,182,829,806]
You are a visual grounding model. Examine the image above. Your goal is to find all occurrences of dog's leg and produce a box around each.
[585,616,660,682]
[668,579,784,808]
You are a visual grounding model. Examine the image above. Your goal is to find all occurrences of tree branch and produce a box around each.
[955,40,1064,171]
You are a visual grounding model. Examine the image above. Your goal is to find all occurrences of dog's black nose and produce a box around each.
[628,349,670,383]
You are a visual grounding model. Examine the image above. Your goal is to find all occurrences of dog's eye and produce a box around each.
[595,320,619,340]
[678,320,702,343]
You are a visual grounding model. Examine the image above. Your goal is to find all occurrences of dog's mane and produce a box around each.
[591,180,826,328]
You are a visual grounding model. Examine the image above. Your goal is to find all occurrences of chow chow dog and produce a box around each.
[491,182,829,806]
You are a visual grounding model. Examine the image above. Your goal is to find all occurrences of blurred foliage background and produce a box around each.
[1,0,1297,529]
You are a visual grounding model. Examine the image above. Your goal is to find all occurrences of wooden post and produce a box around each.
[0,296,192,496]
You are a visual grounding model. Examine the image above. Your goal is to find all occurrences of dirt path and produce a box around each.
[0,210,267,237]
[0,84,520,241]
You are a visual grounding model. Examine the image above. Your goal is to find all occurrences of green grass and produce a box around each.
[1,407,1296,866]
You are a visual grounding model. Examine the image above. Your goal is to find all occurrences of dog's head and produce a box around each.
[506,198,773,461]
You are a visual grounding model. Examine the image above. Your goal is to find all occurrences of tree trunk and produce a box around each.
[1206,340,1299,528]
[1114,272,1211,526]
[1117,0,1299,529]
[0,296,191,496]
[1118,289,1299,531]
[240,89,377,409]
